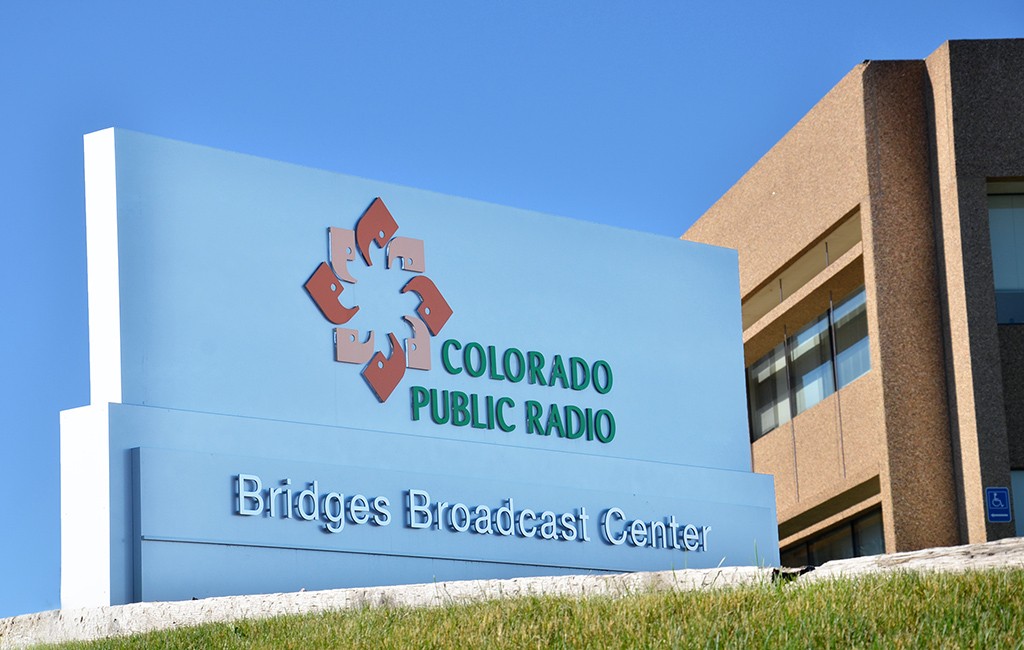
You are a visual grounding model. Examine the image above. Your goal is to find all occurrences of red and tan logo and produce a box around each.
[305,197,453,402]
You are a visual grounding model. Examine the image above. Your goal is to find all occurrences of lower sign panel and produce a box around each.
[131,445,777,602]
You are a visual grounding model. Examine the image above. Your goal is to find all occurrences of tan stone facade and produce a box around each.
[683,39,1024,563]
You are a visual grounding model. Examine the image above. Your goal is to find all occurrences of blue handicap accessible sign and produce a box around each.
[985,487,1012,523]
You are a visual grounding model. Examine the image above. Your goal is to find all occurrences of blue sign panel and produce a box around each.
[60,128,779,607]
[131,445,776,602]
[986,487,1012,523]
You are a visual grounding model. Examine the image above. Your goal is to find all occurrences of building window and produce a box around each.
[788,312,835,414]
[989,190,1024,323]
[1012,471,1024,538]
[780,509,884,567]
[748,342,792,437]
[746,286,871,441]
[833,288,870,388]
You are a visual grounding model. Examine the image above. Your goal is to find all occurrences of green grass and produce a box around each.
[44,569,1024,649]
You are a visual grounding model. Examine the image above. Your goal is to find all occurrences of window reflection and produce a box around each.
[989,193,1024,323]
[853,510,884,557]
[746,286,871,441]
[747,343,791,437]
[788,313,834,413]
[834,289,870,388]
[808,524,854,565]
[781,510,884,568]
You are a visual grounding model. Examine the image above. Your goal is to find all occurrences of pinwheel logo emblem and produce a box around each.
[305,197,453,402]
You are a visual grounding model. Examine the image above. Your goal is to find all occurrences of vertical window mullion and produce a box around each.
[827,290,840,390]
[783,324,796,420]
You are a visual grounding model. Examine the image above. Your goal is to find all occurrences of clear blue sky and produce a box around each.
[1,1,1021,618]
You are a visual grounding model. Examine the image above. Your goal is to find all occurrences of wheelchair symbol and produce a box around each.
[985,487,1012,523]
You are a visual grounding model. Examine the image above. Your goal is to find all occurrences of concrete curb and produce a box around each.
[0,567,770,649]
[803,536,1024,581]
[4,537,1024,648]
